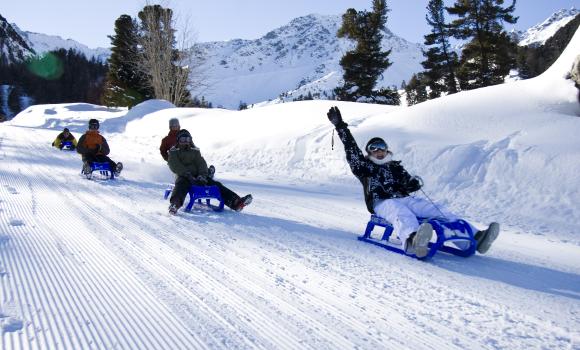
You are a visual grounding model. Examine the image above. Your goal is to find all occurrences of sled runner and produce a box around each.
[60,141,75,150]
[359,215,477,259]
[164,184,224,212]
[82,162,115,180]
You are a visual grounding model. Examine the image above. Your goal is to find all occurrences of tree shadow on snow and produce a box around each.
[432,254,580,300]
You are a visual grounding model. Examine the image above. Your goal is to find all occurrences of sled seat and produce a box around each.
[164,184,224,212]
[60,141,75,150]
[359,214,477,259]
[83,162,114,180]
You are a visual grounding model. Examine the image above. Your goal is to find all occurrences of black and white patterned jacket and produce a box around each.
[335,122,416,213]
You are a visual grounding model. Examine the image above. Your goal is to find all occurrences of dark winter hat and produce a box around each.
[177,129,192,144]
[63,128,70,133]
[365,137,388,153]
[169,118,180,128]
[88,119,100,130]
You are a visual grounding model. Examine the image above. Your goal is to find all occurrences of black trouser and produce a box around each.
[83,154,117,171]
[170,176,240,209]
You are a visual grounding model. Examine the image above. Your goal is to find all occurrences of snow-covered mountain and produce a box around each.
[516,7,579,47]
[0,14,34,63]
[15,25,110,62]
[0,12,109,64]
[193,14,424,108]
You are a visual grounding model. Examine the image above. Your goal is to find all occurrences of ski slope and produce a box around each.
[1,30,579,350]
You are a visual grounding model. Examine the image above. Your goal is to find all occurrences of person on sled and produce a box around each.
[77,119,123,177]
[167,129,252,215]
[160,117,216,177]
[52,128,77,150]
[326,106,499,258]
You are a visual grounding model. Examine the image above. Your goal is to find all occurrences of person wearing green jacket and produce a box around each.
[167,129,252,215]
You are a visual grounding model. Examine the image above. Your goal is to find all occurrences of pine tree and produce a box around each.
[422,0,459,98]
[102,15,151,107]
[405,73,429,106]
[447,0,518,89]
[335,0,395,103]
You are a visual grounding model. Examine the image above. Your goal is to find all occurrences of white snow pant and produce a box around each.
[373,196,477,247]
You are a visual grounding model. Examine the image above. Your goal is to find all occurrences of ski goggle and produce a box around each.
[367,141,387,152]
[178,136,192,143]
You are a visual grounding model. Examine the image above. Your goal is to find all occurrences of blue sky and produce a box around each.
[2,0,578,48]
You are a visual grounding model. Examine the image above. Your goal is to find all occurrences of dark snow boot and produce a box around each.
[233,194,252,212]
[82,162,92,175]
[168,203,179,215]
[114,162,123,176]
[474,222,500,254]
[405,222,434,258]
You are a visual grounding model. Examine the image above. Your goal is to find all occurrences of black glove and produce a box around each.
[327,106,343,126]
[196,175,208,185]
[184,172,196,183]
[406,176,423,193]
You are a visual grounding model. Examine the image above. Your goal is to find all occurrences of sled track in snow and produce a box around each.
[1,127,578,349]
[1,140,201,349]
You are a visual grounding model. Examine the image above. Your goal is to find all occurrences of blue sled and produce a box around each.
[60,141,75,151]
[359,215,477,260]
[82,162,114,180]
[164,185,224,212]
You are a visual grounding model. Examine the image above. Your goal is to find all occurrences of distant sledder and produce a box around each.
[77,119,123,180]
[52,128,77,151]
[166,128,252,215]
[327,106,499,259]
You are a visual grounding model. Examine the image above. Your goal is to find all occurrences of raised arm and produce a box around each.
[327,107,374,178]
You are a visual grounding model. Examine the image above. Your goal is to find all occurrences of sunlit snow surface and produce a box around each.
[0,28,579,350]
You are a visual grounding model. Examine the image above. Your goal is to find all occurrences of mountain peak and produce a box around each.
[518,7,579,47]
[0,13,35,64]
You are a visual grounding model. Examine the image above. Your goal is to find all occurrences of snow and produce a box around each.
[1,27,579,350]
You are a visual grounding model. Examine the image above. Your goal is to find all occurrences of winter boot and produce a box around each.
[114,162,123,176]
[168,203,179,215]
[82,162,92,175]
[405,222,434,258]
[233,194,253,212]
[474,222,500,254]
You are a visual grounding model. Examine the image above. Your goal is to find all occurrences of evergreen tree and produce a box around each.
[335,0,395,103]
[447,0,518,89]
[405,73,429,106]
[422,0,459,98]
[102,15,151,107]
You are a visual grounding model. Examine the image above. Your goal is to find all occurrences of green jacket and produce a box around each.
[167,146,208,178]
